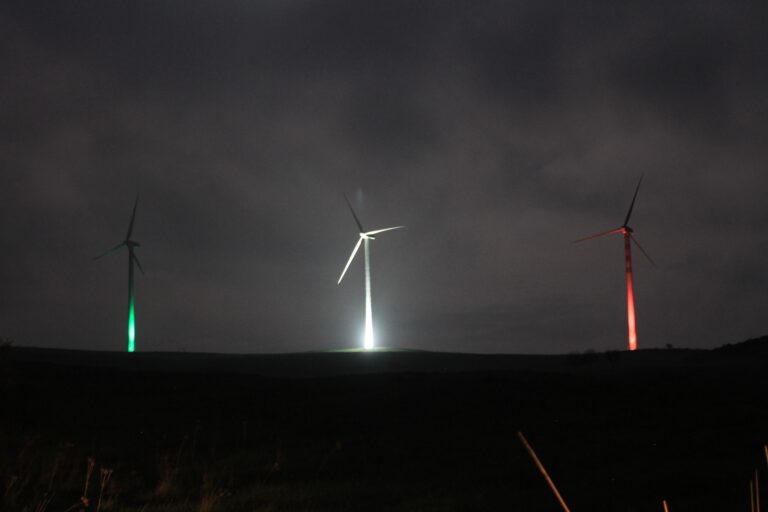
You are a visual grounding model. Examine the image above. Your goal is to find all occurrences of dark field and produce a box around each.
[2,339,767,511]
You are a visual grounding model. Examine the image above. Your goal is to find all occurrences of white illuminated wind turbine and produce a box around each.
[337,194,404,350]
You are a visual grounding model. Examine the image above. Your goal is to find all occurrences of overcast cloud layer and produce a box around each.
[1,0,767,353]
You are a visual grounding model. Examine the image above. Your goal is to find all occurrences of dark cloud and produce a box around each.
[1,0,767,353]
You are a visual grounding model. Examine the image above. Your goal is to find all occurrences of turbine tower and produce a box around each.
[338,194,403,350]
[94,195,144,353]
[574,177,655,351]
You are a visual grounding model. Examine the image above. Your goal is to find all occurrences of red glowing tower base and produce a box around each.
[623,229,637,351]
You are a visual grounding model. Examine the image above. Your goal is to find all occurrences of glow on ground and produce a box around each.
[327,347,421,353]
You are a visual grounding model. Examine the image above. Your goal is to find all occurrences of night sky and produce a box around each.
[2,1,767,354]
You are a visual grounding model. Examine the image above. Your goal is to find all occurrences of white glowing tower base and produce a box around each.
[363,238,374,350]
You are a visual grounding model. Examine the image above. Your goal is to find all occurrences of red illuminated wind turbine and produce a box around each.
[574,176,655,351]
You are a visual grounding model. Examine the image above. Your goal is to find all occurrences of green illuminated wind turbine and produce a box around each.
[338,194,403,350]
[94,195,144,353]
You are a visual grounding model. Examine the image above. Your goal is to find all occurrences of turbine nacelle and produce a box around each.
[94,195,143,261]
[338,195,404,284]
[337,226,404,284]
[572,177,653,266]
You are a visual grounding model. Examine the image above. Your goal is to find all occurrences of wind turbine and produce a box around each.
[574,177,655,351]
[337,194,404,350]
[94,195,144,353]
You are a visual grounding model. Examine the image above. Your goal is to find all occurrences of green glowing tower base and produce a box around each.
[127,247,136,352]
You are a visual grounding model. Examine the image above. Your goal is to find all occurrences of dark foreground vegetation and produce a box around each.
[2,338,767,511]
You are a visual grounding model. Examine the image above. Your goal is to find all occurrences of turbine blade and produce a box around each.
[364,226,404,236]
[343,193,365,233]
[126,194,139,240]
[93,242,125,260]
[572,228,622,243]
[338,237,363,284]
[132,253,145,275]
[630,234,657,267]
[623,175,644,227]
